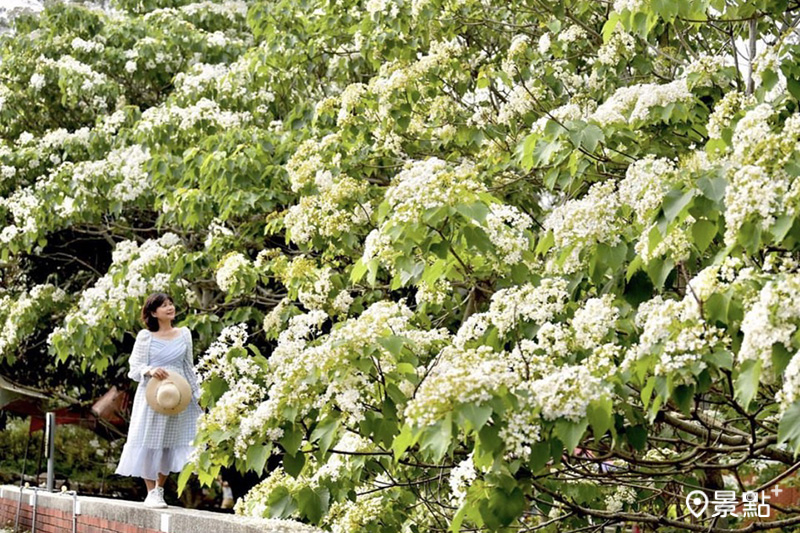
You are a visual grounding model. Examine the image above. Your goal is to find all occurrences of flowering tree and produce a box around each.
[4,0,800,531]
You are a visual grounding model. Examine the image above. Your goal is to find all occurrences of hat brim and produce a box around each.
[145,370,192,416]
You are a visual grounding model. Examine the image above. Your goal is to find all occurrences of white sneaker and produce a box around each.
[143,487,168,508]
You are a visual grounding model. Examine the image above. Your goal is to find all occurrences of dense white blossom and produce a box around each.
[449,455,477,506]
[590,79,692,126]
[215,252,251,293]
[385,158,484,224]
[543,180,622,272]
[739,276,800,374]
[618,156,676,224]
[483,204,532,263]
[488,278,570,334]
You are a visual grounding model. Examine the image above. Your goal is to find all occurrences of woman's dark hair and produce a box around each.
[141,292,174,332]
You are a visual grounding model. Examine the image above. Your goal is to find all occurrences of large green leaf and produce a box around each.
[734,358,762,410]
[554,418,589,453]
[778,402,800,454]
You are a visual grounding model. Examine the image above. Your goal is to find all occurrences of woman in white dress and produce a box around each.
[115,292,202,508]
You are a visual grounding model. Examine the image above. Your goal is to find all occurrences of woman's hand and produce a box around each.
[149,367,169,380]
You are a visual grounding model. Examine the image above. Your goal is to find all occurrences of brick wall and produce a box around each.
[0,492,160,533]
[0,485,319,533]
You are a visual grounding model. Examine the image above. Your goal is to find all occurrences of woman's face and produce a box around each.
[150,299,176,323]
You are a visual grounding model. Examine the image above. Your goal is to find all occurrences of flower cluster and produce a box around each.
[739,275,800,374]
[234,468,315,518]
[626,293,728,380]
[324,493,384,533]
[605,485,637,513]
[384,158,484,224]
[0,284,67,362]
[284,174,371,244]
[487,278,570,334]
[543,180,622,273]
[215,252,255,294]
[406,345,518,427]
[195,323,250,384]
[449,455,477,506]
[590,79,692,126]
[285,134,341,192]
[595,29,635,66]
[135,98,252,142]
[483,204,533,264]
[617,156,676,224]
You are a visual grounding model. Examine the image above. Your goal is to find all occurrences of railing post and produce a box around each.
[45,412,55,492]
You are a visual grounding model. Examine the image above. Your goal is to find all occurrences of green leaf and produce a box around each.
[268,487,296,518]
[602,13,621,42]
[705,291,730,324]
[672,384,694,415]
[597,242,627,271]
[697,176,727,203]
[378,335,405,356]
[462,226,493,253]
[771,215,795,244]
[177,463,193,496]
[280,424,303,455]
[626,255,643,281]
[528,441,551,472]
[535,230,555,256]
[392,424,418,460]
[778,402,800,454]
[310,418,339,455]
[788,77,800,102]
[734,358,762,409]
[296,486,329,524]
[771,343,794,378]
[481,487,525,528]
[737,221,762,254]
[587,397,613,438]
[350,259,368,283]
[662,189,695,222]
[691,219,717,252]
[625,425,647,451]
[568,123,604,153]
[246,443,270,475]
[366,258,380,286]
[646,257,674,289]
[456,403,493,432]
[456,201,490,223]
[554,418,588,452]
[420,415,452,461]
[707,350,733,371]
[450,502,468,533]
[283,451,306,477]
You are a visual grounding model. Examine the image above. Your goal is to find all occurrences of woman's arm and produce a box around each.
[127,330,152,382]
[183,326,201,401]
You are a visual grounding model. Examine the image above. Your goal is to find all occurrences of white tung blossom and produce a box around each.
[543,180,622,272]
[449,455,477,506]
[739,276,800,374]
[488,278,570,334]
[215,252,251,293]
[483,204,532,264]
[617,156,676,225]
[590,79,692,126]
[384,158,484,224]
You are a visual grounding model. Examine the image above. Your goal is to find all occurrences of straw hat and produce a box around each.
[145,371,191,415]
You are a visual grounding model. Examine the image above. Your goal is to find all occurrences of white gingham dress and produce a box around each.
[115,327,202,480]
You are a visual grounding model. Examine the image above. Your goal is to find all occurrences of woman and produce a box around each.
[115,292,202,508]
